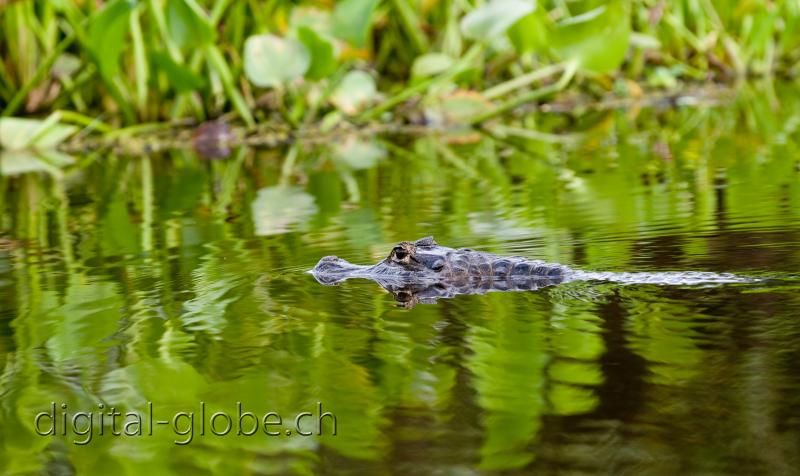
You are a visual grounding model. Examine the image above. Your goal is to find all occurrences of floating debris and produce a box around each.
[192,120,237,160]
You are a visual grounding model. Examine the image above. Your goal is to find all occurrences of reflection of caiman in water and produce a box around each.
[310,237,756,307]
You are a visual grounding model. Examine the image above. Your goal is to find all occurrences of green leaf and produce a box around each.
[244,34,311,88]
[87,0,135,80]
[460,0,536,41]
[297,26,337,81]
[152,52,207,92]
[550,1,631,73]
[290,7,334,38]
[507,10,550,54]
[332,0,380,48]
[330,71,377,115]
[0,117,77,150]
[166,0,214,49]
[411,53,455,78]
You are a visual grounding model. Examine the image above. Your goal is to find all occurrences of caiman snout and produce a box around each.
[310,256,367,285]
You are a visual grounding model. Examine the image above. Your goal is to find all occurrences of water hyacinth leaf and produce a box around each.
[87,0,135,80]
[333,137,387,170]
[297,26,337,81]
[166,0,214,49]
[507,10,550,54]
[460,0,536,41]
[244,34,311,88]
[332,0,380,48]
[251,186,318,236]
[0,117,77,150]
[290,7,334,38]
[152,52,206,92]
[550,1,630,73]
[411,53,455,78]
[331,71,377,114]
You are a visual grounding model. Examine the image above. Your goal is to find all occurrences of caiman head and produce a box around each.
[310,237,450,285]
[309,236,566,307]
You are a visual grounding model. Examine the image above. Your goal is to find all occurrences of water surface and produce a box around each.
[1,87,800,474]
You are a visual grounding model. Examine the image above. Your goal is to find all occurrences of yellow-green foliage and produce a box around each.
[0,0,796,126]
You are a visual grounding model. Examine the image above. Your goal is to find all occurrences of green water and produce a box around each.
[2,87,800,474]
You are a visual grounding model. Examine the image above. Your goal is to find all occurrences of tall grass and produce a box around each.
[0,0,798,131]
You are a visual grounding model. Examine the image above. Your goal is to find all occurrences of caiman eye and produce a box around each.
[393,248,408,259]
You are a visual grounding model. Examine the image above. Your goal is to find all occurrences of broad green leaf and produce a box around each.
[507,10,550,53]
[152,52,206,92]
[244,34,311,88]
[251,186,318,236]
[460,0,536,41]
[550,1,630,73]
[0,117,77,150]
[332,137,387,170]
[166,0,214,49]
[330,71,377,114]
[411,53,455,78]
[332,0,380,48]
[290,7,333,38]
[87,0,135,80]
[297,26,337,81]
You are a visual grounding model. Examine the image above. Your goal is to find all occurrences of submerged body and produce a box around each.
[310,237,754,307]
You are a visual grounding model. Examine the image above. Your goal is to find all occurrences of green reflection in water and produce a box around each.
[1,84,800,474]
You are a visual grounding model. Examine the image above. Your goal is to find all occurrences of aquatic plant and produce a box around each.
[0,0,796,135]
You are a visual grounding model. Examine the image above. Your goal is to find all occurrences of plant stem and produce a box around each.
[468,61,577,125]
[483,63,563,99]
[391,0,430,54]
[2,32,75,117]
[130,8,149,119]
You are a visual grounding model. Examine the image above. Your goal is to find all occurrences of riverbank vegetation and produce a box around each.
[1,0,798,141]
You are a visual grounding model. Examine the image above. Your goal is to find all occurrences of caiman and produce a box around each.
[310,237,755,307]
